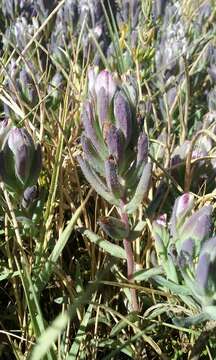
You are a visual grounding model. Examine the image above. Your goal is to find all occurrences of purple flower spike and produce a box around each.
[95,70,117,104]
[136,132,148,167]
[105,156,123,199]
[114,91,132,144]
[104,124,124,162]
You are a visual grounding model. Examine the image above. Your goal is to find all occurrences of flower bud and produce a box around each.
[136,132,148,167]
[95,70,117,105]
[170,193,194,237]
[104,123,124,163]
[177,238,195,268]
[97,87,109,125]
[180,206,212,250]
[105,156,123,199]
[114,90,132,145]
[18,67,37,105]
[0,128,42,194]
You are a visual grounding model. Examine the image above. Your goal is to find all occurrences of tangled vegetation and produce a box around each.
[0,1,216,359]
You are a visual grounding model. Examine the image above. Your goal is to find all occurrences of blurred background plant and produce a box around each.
[152,193,216,326]
[0,0,215,359]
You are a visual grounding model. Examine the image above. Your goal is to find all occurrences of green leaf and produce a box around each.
[67,301,94,359]
[124,162,152,214]
[133,267,163,282]
[0,268,19,282]
[172,313,209,328]
[31,262,113,360]
[83,229,126,259]
[77,156,119,206]
[128,220,146,241]
[98,216,128,240]
[203,306,216,321]
[153,275,192,296]
[35,190,92,293]
[110,313,139,337]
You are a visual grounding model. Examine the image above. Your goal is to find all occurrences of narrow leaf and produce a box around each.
[83,229,126,259]
[124,162,152,214]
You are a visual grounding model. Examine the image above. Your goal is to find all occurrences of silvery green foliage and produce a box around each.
[3,15,39,52]
[153,193,216,322]
[114,0,141,48]
[1,0,35,22]
[152,0,167,20]
[50,0,79,67]
[47,72,64,109]
[33,0,57,21]
[51,0,115,66]
[3,60,39,118]
[106,0,142,70]
[155,0,187,111]
[78,68,152,215]
[1,0,57,22]
[206,45,216,112]
[0,127,42,195]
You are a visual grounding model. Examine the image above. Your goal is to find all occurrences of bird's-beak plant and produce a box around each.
[78,67,152,311]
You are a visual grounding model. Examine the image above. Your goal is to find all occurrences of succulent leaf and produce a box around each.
[81,135,104,175]
[124,162,152,214]
[77,155,119,206]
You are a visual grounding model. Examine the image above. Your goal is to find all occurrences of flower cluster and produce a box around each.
[0,120,42,205]
[78,68,152,215]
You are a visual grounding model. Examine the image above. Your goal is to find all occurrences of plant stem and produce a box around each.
[120,203,139,312]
